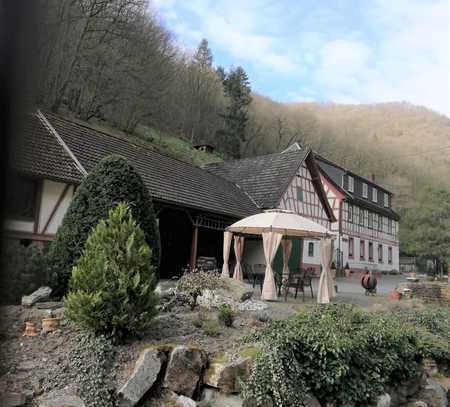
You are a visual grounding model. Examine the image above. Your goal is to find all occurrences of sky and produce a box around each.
[152,0,450,117]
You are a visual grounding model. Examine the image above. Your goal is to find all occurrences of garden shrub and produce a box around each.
[203,319,221,337]
[47,155,160,296]
[0,240,50,304]
[64,202,158,340]
[177,271,223,309]
[242,305,427,407]
[217,304,234,327]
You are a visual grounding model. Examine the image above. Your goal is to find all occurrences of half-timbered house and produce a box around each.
[313,155,400,273]
[6,111,336,278]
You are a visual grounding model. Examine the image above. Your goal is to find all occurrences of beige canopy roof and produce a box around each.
[226,209,334,238]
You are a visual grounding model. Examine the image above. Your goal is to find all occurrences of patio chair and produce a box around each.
[242,262,252,280]
[250,263,266,292]
[283,268,305,301]
[303,268,315,299]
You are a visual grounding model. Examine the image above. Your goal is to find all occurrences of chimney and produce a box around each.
[371,174,376,182]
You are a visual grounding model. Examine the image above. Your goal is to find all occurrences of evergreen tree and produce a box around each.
[219,66,252,157]
[65,202,158,340]
[194,38,213,70]
[47,155,161,296]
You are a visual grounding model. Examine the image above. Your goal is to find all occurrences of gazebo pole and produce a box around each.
[190,224,199,270]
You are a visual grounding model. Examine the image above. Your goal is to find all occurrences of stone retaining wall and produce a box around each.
[398,281,450,305]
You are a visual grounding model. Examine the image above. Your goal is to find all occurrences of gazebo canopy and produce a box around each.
[226,209,334,238]
[223,209,336,304]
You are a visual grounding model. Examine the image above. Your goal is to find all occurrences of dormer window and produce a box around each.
[384,193,389,207]
[372,188,378,202]
[348,176,354,192]
[362,183,368,198]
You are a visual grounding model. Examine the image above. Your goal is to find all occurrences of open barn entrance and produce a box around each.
[196,227,224,270]
[158,208,192,279]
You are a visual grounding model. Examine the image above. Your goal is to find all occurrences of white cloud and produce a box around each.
[153,0,450,117]
[312,0,450,116]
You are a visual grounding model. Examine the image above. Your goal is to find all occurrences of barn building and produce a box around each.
[5,110,398,277]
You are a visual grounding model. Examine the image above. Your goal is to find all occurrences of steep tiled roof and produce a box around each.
[316,155,400,220]
[203,150,309,208]
[11,113,83,183]
[42,113,258,218]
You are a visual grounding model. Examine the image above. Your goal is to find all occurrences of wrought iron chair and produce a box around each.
[250,263,266,292]
[283,268,305,301]
[303,268,315,299]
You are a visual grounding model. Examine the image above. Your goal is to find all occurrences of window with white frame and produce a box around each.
[362,183,368,198]
[384,193,389,207]
[348,205,353,222]
[348,175,354,192]
[308,242,314,257]
[372,187,378,202]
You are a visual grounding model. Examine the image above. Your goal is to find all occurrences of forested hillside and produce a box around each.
[30,0,450,261]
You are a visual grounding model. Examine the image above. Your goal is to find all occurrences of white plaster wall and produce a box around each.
[302,239,321,266]
[38,180,74,234]
[344,236,399,272]
[4,219,34,233]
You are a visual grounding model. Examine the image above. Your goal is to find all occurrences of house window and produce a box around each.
[378,244,383,263]
[296,187,304,202]
[372,188,378,202]
[308,242,314,257]
[368,241,374,261]
[388,218,393,235]
[360,209,365,226]
[348,176,354,192]
[348,205,353,222]
[378,215,383,232]
[384,193,389,207]
[349,238,354,259]
[362,183,368,198]
[388,247,393,264]
[5,175,38,220]
[368,212,373,229]
[360,240,365,260]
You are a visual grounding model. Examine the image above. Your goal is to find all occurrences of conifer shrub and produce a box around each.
[47,155,160,296]
[64,203,158,340]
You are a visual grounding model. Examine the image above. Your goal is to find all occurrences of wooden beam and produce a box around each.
[41,184,71,234]
[3,230,55,241]
[190,224,199,270]
[33,180,43,233]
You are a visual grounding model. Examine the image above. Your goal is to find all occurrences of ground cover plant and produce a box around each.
[47,155,160,296]
[176,270,223,309]
[65,202,158,340]
[242,304,449,407]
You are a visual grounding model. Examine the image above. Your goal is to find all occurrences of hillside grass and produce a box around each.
[64,113,223,167]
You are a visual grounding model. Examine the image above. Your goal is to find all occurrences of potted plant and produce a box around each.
[344,262,351,277]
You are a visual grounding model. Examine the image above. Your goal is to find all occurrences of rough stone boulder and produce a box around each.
[37,387,85,407]
[161,389,197,406]
[374,394,391,407]
[22,287,52,307]
[163,346,207,398]
[204,357,252,393]
[117,348,165,407]
[198,278,253,310]
[414,378,448,407]
[202,388,243,407]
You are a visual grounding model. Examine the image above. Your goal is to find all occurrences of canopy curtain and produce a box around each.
[281,239,293,281]
[221,231,233,278]
[317,238,336,304]
[233,235,245,281]
[261,231,283,301]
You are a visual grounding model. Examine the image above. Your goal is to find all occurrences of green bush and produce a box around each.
[203,319,221,337]
[242,305,425,407]
[0,240,50,304]
[64,202,158,340]
[217,304,234,327]
[177,271,223,309]
[47,155,160,296]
